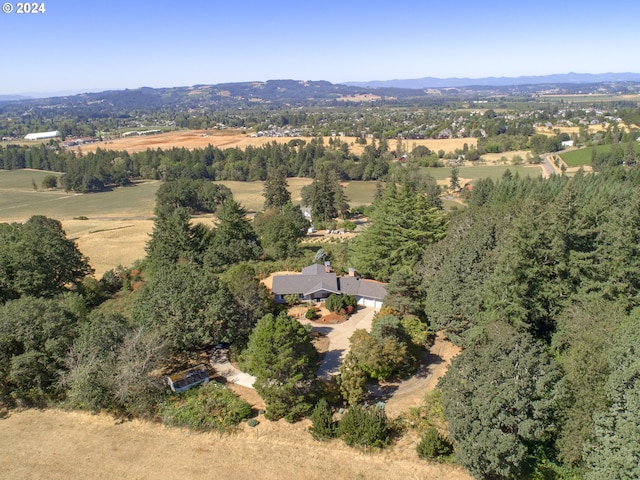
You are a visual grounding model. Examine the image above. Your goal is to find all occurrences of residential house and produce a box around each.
[271,264,387,309]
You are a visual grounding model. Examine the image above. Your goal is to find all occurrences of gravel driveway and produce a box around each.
[211,306,377,387]
[298,306,376,379]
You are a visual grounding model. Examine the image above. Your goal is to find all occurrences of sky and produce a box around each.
[1,0,640,95]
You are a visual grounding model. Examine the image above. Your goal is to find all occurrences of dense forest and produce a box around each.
[373,168,640,478]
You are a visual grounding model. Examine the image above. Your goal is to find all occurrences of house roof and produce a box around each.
[271,265,387,301]
[302,263,328,275]
[272,271,339,296]
[339,277,387,301]
[303,280,341,297]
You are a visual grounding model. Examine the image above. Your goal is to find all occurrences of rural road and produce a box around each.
[539,152,560,177]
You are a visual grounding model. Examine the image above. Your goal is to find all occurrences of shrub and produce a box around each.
[309,398,336,440]
[337,221,356,231]
[285,293,299,306]
[337,404,390,449]
[160,381,252,433]
[325,294,357,314]
[42,175,58,189]
[416,427,453,460]
[247,419,260,427]
[305,308,318,320]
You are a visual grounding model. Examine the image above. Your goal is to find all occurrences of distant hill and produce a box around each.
[0,80,434,113]
[345,72,640,89]
[2,76,640,116]
[0,95,32,102]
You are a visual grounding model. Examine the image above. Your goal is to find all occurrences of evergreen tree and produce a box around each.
[146,207,197,269]
[440,325,564,479]
[449,165,460,191]
[204,199,262,270]
[584,313,640,479]
[262,168,291,210]
[306,167,349,224]
[337,405,390,448]
[309,398,336,440]
[242,311,319,421]
[350,184,446,282]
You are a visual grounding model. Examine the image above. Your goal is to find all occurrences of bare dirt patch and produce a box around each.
[0,408,472,480]
[379,332,462,419]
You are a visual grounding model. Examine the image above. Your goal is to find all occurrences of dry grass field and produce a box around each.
[0,408,472,480]
[534,124,606,136]
[0,328,467,480]
[76,129,476,156]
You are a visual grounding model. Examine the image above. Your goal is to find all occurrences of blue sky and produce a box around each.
[1,0,640,95]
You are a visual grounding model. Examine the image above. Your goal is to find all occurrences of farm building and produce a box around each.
[166,364,210,393]
[24,131,61,141]
[271,263,387,309]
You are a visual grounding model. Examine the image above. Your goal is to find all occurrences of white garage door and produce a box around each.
[359,297,382,309]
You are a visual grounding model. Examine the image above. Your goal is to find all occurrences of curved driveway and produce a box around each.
[298,306,376,380]
[211,306,376,387]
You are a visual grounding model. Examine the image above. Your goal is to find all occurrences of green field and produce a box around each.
[0,170,159,222]
[560,148,596,167]
[1,164,544,222]
[560,144,640,167]
[421,164,544,183]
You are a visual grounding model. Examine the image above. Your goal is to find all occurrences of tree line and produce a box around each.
[374,166,640,478]
[0,137,396,193]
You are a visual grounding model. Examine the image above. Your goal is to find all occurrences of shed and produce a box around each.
[166,364,210,393]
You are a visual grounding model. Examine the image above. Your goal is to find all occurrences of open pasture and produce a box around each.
[0,170,158,223]
[560,143,640,167]
[0,408,472,480]
[422,163,544,185]
[0,160,538,276]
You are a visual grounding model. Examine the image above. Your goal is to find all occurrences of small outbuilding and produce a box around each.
[166,364,210,393]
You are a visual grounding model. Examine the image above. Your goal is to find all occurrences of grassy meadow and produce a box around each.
[560,143,640,167]
[0,162,537,276]
[0,170,159,222]
[422,164,545,184]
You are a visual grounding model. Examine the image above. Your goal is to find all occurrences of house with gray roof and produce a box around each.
[271,264,386,309]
